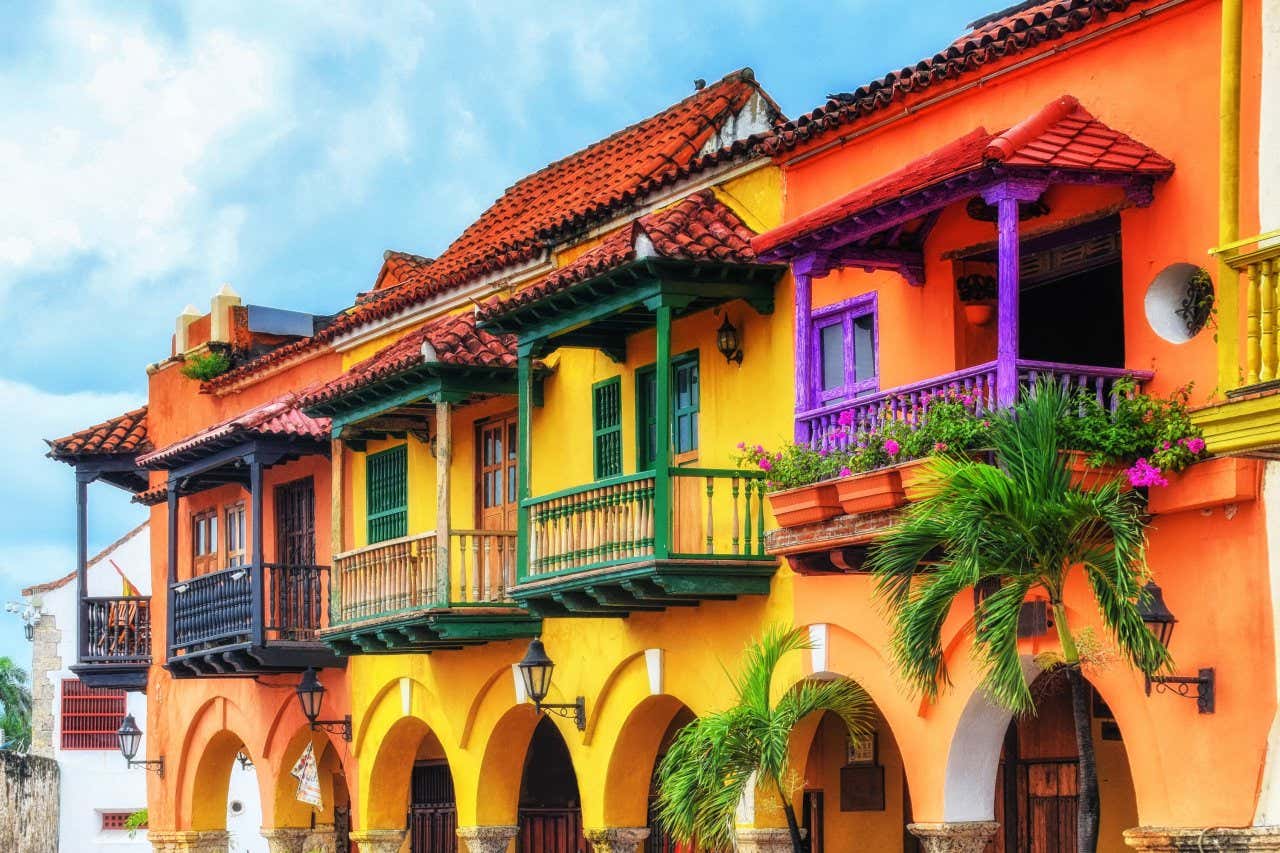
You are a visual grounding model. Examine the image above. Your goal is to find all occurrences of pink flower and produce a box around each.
[837,410,856,428]
[884,438,901,456]
[1162,440,1172,450]
[758,458,773,472]
[754,444,765,454]
[737,441,746,450]
[819,448,829,457]
[934,442,948,452]
[839,467,852,477]
[1126,458,1168,488]
[961,394,975,406]
[1182,436,1206,455]
[981,420,991,428]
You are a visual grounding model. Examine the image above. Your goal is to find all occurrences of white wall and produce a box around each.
[1261,0,1280,234]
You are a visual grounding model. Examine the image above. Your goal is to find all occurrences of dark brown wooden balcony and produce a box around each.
[322,529,539,654]
[71,596,152,691]
[167,562,340,676]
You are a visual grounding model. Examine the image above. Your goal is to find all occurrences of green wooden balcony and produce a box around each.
[321,529,539,653]
[511,468,778,616]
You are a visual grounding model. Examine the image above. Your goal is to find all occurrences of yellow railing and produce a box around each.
[1212,228,1280,389]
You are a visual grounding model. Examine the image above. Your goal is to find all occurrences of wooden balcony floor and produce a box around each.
[321,606,541,655]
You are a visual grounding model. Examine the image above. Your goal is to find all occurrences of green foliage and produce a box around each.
[124,808,148,839]
[180,350,232,381]
[1058,378,1205,474]
[0,658,31,751]
[654,626,873,852]
[867,385,1172,715]
[956,273,997,303]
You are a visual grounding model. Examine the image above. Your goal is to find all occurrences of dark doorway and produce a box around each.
[519,717,585,853]
[275,476,316,565]
[410,760,457,853]
[1017,221,1124,368]
[646,708,696,853]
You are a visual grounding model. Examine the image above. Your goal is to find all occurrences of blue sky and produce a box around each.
[0,0,999,667]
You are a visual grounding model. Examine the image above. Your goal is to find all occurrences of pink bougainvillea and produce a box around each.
[1126,457,1168,488]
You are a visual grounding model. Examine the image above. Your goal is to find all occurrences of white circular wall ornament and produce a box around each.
[1145,262,1214,343]
[228,799,244,815]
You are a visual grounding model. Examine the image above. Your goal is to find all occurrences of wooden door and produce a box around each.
[275,477,316,565]
[410,761,457,853]
[518,808,585,853]
[192,510,219,575]
[477,414,518,531]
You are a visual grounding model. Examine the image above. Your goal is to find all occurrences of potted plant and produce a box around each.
[736,443,844,526]
[957,273,997,326]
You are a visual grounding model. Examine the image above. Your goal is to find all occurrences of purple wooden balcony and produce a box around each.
[797,360,1153,448]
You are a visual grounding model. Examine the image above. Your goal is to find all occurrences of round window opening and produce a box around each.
[1145,263,1215,343]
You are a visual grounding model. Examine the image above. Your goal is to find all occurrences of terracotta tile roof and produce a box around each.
[301,311,520,409]
[138,392,330,468]
[362,251,435,302]
[477,190,760,322]
[203,70,780,393]
[753,95,1173,256]
[132,484,168,506]
[764,0,1157,155]
[47,406,150,460]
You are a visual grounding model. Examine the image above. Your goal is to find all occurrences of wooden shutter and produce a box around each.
[367,446,409,544]
[61,679,126,750]
[592,378,622,479]
[672,353,699,456]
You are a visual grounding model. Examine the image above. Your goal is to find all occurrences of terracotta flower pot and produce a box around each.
[1060,450,1126,490]
[834,468,905,514]
[963,302,995,326]
[1147,456,1259,514]
[767,481,842,527]
[896,457,942,502]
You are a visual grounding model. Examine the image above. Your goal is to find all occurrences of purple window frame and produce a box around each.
[809,293,878,405]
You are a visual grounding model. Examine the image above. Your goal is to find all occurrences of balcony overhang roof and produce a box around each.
[752,95,1174,275]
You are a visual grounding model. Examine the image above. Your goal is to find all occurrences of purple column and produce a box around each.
[792,253,819,441]
[982,180,1047,407]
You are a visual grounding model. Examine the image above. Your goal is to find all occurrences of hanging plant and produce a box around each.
[956,273,997,304]
[1174,268,1215,337]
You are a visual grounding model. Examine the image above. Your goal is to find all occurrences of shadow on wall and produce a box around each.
[0,752,59,853]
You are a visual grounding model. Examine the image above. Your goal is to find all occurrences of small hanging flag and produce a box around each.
[110,559,141,597]
[290,741,323,809]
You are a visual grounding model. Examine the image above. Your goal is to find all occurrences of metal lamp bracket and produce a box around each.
[1146,668,1215,714]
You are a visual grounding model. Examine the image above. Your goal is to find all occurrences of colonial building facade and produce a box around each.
[45,1,1280,851]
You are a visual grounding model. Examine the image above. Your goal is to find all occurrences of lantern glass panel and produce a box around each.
[296,669,325,722]
[117,714,142,761]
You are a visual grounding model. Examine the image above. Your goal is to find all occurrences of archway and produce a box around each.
[366,716,459,852]
[985,672,1137,853]
[188,729,267,852]
[645,705,696,853]
[518,717,585,852]
[271,727,355,853]
[798,695,914,852]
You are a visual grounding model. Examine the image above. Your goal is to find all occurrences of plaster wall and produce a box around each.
[1261,0,1280,233]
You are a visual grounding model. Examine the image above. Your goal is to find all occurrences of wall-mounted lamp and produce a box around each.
[1138,581,1215,714]
[516,638,586,731]
[715,314,743,365]
[295,667,352,741]
[117,714,165,777]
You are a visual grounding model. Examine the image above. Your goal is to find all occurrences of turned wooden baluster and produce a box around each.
[705,476,715,554]
[731,475,742,555]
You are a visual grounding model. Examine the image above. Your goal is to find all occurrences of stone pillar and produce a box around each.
[1124,826,1280,850]
[907,822,1000,853]
[586,827,650,852]
[348,828,406,853]
[261,827,310,853]
[148,830,231,853]
[305,824,338,853]
[456,825,519,853]
[735,827,797,853]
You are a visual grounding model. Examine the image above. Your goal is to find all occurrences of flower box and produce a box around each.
[834,468,905,515]
[896,457,942,502]
[1060,450,1126,490]
[766,481,842,527]
[1147,456,1260,515]
[962,302,995,326]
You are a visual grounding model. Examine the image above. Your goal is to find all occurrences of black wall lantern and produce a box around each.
[1138,581,1215,714]
[117,714,164,777]
[295,667,352,741]
[716,314,743,365]
[516,638,586,731]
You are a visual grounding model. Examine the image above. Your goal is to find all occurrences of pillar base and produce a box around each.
[305,825,337,853]
[586,827,651,853]
[261,828,311,853]
[349,829,406,853]
[148,830,230,853]
[736,827,802,853]
[456,825,519,853]
[907,822,1000,853]
[1124,826,1280,850]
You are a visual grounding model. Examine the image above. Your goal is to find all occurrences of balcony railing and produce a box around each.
[524,468,770,579]
[797,360,1153,448]
[330,529,518,627]
[80,596,150,665]
[1216,233,1280,390]
[169,562,328,655]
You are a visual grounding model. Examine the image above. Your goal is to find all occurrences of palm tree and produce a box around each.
[653,625,873,852]
[868,385,1170,853]
[0,657,31,751]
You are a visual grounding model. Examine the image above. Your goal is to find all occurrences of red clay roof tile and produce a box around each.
[477,190,759,323]
[137,393,329,467]
[47,406,150,459]
[753,96,1173,256]
[203,70,780,393]
[301,312,520,409]
[763,0,1158,156]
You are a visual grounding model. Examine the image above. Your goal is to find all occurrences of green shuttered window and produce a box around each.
[593,377,623,479]
[637,351,699,470]
[366,445,408,544]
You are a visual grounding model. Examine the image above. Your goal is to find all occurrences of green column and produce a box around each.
[653,303,672,559]
[516,348,533,581]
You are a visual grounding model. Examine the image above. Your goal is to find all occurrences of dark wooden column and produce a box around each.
[165,481,179,662]
[249,456,265,647]
[74,469,94,662]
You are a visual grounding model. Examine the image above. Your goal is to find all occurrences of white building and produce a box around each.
[21,522,266,852]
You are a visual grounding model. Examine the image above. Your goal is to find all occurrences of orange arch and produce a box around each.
[601,694,693,826]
